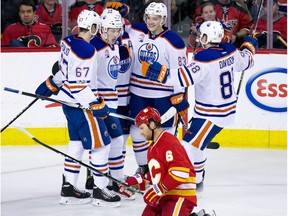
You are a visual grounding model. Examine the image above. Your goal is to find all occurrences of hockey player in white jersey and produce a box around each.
[87,8,134,200]
[115,18,134,164]
[141,21,258,191]
[108,2,190,175]
[35,10,122,206]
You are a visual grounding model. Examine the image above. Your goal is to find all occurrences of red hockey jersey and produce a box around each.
[36,3,62,26]
[1,22,59,47]
[254,15,287,40]
[69,2,104,26]
[147,131,197,205]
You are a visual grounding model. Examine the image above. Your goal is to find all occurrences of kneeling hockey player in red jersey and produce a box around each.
[121,107,197,216]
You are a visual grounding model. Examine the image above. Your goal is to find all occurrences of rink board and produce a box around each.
[1,48,287,148]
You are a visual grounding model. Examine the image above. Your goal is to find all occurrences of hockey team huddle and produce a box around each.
[34,1,258,216]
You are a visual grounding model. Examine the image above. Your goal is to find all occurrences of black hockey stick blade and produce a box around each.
[15,126,144,195]
[207,142,220,149]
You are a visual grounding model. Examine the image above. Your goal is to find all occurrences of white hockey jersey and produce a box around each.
[126,22,187,98]
[116,31,134,106]
[56,35,99,108]
[90,35,121,109]
[166,43,254,127]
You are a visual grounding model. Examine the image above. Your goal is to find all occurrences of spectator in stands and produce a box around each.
[188,1,233,48]
[1,0,59,48]
[69,0,104,26]
[36,0,62,43]
[252,0,287,48]
[1,0,38,33]
[194,0,252,47]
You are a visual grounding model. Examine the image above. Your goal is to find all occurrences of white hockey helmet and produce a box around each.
[100,8,123,39]
[77,9,100,35]
[199,21,224,45]
[144,2,167,25]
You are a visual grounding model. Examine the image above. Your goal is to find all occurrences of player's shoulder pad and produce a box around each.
[90,35,108,50]
[131,22,149,34]
[194,43,237,62]
[63,35,96,59]
[161,30,185,49]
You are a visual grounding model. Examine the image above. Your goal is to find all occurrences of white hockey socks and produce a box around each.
[64,140,84,186]
[130,124,149,166]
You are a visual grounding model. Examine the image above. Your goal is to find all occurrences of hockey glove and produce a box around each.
[143,183,167,207]
[89,97,110,118]
[106,2,130,17]
[170,93,190,119]
[119,44,130,61]
[240,35,258,55]
[142,61,169,83]
[35,75,59,97]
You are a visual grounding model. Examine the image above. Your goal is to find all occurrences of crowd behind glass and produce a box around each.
[1,0,287,49]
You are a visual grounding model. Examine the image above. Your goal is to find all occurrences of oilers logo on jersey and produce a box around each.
[138,43,159,64]
[108,55,120,79]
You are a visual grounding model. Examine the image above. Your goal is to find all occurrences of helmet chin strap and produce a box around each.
[148,122,157,141]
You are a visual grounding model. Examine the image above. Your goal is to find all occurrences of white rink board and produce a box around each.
[1,51,287,130]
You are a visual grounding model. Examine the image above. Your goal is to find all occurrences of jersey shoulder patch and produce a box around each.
[161,30,185,49]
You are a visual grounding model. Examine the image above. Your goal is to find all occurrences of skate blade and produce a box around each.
[92,199,121,207]
[59,197,91,205]
[120,193,136,201]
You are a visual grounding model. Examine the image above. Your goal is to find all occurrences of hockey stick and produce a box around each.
[1,98,38,132]
[1,62,59,132]
[4,87,177,124]
[277,35,287,47]
[15,126,144,195]
[236,0,264,97]
[4,87,135,122]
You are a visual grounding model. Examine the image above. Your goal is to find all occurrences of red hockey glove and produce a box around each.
[142,61,169,83]
[170,93,190,119]
[89,97,110,118]
[35,75,59,97]
[106,2,130,17]
[143,183,167,207]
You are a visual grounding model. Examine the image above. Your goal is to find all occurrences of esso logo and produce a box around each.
[246,67,287,112]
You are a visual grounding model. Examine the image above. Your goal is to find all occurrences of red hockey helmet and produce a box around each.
[135,107,161,127]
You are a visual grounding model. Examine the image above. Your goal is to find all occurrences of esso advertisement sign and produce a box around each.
[246,67,287,112]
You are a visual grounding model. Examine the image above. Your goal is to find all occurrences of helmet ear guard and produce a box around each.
[199,21,224,46]
[135,107,161,127]
[77,9,100,36]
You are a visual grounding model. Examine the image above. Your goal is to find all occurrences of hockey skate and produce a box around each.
[59,175,91,205]
[107,181,136,200]
[92,186,121,207]
[135,164,149,175]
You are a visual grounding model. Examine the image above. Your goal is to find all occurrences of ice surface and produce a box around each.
[1,145,287,216]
